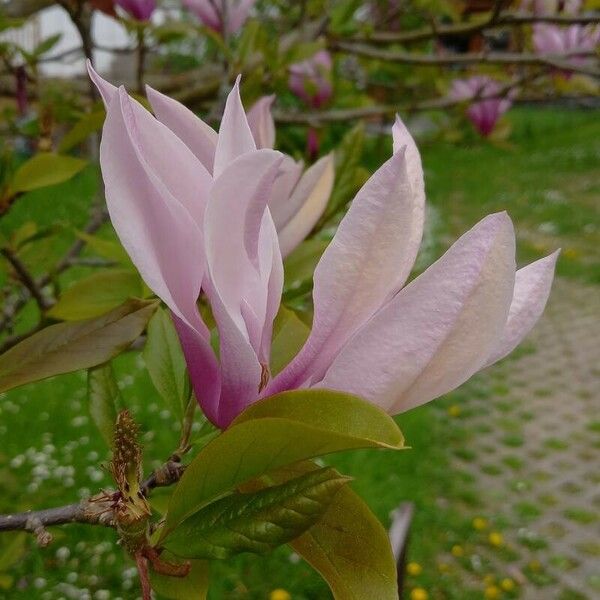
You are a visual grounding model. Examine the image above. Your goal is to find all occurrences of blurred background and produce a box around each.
[0,1,598,599]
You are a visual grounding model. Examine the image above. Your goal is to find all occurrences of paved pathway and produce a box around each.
[443,277,599,599]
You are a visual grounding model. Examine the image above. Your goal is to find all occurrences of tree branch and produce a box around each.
[0,248,52,311]
[349,12,600,45]
[331,41,600,77]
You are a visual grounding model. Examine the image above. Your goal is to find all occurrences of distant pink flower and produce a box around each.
[183,0,256,34]
[533,24,600,77]
[115,0,156,21]
[289,50,333,109]
[520,0,581,15]
[88,62,558,431]
[450,76,514,137]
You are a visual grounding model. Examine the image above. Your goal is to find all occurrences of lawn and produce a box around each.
[0,106,597,599]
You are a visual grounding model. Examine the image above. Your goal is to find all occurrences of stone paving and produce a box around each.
[443,277,600,599]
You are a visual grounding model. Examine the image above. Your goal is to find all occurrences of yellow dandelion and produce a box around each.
[451,544,465,557]
[484,585,501,599]
[448,405,461,417]
[528,559,542,572]
[473,517,488,531]
[407,562,423,576]
[500,578,516,592]
[410,588,429,600]
[483,574,496,585]
[488,531,504,547]
[269,589,291,600]
[437,561,450,572]
[563,247,579,260]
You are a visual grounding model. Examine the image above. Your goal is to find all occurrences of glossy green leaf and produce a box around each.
[149,552,209,600]
[165,467,349,560]
[279,461,399,600]
[162,389,404,537]
[87,363,121,447]
[47,269,144,321]
[270,306,310,376]
[0,299,158,393]
[10,153,87,193]
[143,307,191,420]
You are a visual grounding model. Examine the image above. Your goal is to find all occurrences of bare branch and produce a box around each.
[349,12,600,45]
[331,41,600,77]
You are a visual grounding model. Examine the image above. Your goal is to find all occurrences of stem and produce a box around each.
[136,26,147,94]
[135,552,153,600]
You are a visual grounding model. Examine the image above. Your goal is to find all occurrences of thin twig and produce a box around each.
[0,248,52,311]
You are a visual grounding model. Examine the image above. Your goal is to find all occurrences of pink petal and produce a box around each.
[319,212,516,415]
[213,76,256,177]
[246,95,275,149]
[87,60,117,106]
[146,84,217,173]
[100,87,220,418]
[267,156,305,229]
[277,154,335,258]
[204,150,284,423]
[392,116,425,207]
[485,250,559,366]
[266,148,425,393]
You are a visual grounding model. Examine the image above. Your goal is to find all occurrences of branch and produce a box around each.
[349,12,600,45]
[0,248,52,311]
[0,459,186,535]
[331,41,600,77]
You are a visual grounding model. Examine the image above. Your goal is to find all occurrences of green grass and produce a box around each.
[0,107,598,599]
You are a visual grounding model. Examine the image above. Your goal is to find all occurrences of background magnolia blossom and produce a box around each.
[183,0,256,34]
[114,0,156,21]
[450,76,514,136]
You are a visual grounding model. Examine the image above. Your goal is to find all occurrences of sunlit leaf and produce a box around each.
[59,110,105,153]
[165,467,349,560]
[76,231,131,264]
[161,389,404,537]
[47,269,144,321]
[149,552,209,600]
[10,153,87,194]
[0,299,158,393]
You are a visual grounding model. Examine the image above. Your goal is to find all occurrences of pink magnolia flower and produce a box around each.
[450,76,514,137]
[289,50,333,109]
[183,0,256,34]
[533,24,600,76]
[115,0,156,21]
[90,66,558,429]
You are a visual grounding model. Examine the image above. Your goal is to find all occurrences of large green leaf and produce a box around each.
[270,306,310,376]
[161,390,404,537]
[282,461,399,600]
[165,467,349,560]
[59,110,105,153]
[87,363,121,447]
[10,153,87,193]
[76,231,131,264]
[47,269,144,320]
[0,299,158,393]
[150,552,209,600]
[143,307,191,420]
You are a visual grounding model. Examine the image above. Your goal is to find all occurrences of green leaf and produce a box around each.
[10,153,87,194]
[0,533,26,572]
[0,299,158,393]
[76,231,131,264]
[283,238,328,291]
[278,461,399,600]
[32,33,61,57]
[161,389,404,537]
[321,122,365,222]
[150,552,209,600]
[47,269,144,321]
[87,363,121,447]
[143,307,191,420]
[270,306,309,376]
[165,467,349,560]
[59,110,105,153]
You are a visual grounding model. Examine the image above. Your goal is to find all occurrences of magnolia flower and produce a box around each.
[289,50,333,109]
[450,76,514,137]
[533,24,600,76]
[90,67,558,429]
[115,0,156,21]
[183,0,256,34]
